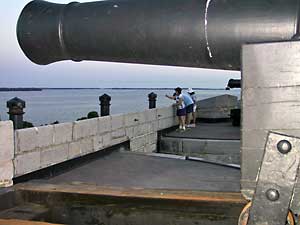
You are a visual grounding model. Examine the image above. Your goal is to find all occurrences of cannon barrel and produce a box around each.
[17,0,300,70]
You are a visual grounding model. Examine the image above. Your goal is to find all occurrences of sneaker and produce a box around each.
[190,124,196,128]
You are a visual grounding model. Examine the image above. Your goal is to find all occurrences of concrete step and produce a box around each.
[159,136,240,164]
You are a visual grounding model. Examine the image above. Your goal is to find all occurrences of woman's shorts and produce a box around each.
[177,108,186,116]
[186,104,194,113]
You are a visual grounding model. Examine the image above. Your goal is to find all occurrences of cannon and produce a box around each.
[17,0,300,70]
[17,0,300,225]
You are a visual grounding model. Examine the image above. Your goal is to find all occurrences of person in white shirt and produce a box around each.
[165,87,186,131]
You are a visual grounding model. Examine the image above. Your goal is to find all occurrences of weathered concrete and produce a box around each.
[240,41,300,212]
[40,151,240,192]
[196,95,238,120]
[0,121,14,187]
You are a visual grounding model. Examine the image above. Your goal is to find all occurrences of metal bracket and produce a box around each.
[247,132,300,225]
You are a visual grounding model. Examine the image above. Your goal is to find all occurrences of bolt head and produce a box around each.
[277,140,292,154]
[266,189,280,201]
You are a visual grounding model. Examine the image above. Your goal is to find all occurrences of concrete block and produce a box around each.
[0,160,13,187]
[15,127,38,153]
[151,121,159,132]
[41,144,68,168]
[130,135,146,151]
[146,132,158,145]
[93,135,103,152]
[197,95,238,109]
[53,122,73,145]
[124,112,140,127]
[157,106,175,119]
[241,147,264,181]
[68,141,81,159]
[242,129,268,149]
[125,127,134,139]
[243,86,300,107]
[102,133,112,147]
[242,41,300,89]
[182,139,240,155]
[111,114,124,131]
[111,128,126,139]
[144,109,157,122]
[0,121,14,161]
[80,137,94,155]
[158,117,177,130]
[36,125,54,148]
[159,138,182,154]
[133,123,152,137]
[14,151,40,176]
[73,118,98,140]
[243,103,300,130]
[110,136,128,146]
[98,116,111,134]
[144,143,157,153]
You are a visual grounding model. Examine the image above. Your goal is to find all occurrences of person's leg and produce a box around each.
[181,116,186,130]
[193,111,196,123]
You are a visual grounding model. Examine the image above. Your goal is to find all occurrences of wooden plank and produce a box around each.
[0,219,64,225]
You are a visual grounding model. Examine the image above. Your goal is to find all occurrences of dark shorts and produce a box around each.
[186,104,194,113]
[177,108,186,116]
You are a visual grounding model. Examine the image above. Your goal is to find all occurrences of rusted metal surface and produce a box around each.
[0,219,64,225]
[16,182,246,204]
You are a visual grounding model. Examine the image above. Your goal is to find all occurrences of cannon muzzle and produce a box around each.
[17,0,300,70]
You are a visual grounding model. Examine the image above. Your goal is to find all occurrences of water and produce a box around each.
[0,89,240,126]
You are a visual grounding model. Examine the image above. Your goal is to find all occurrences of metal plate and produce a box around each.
[247,132,300,225]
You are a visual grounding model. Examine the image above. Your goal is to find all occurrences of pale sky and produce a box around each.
[0,0,240,88]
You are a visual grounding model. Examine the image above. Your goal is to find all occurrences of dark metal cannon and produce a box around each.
[17,0,300,70]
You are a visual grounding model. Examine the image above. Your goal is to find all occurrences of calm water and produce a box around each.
[0,89,240,126]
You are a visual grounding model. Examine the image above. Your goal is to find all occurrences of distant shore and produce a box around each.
[0,87,225,92]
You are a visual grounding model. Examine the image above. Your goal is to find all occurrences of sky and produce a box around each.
[0,0,240,88]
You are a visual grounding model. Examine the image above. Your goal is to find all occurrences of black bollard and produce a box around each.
[226,79,241,89]
[99,94,111,117]
[148,92,157,109]
[7,97,26,129]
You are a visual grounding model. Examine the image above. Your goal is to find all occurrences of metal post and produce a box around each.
[148,92,157,109]
[7,97,26,129]
[99,94,111,117]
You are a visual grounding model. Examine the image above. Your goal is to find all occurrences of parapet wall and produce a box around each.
[0,121,14,187]
[0,94,238,187]
[11,105,178,179]
[196,94,238,119]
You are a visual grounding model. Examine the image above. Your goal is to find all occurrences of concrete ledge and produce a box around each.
[0,121,14,187]
[160,137,240,164]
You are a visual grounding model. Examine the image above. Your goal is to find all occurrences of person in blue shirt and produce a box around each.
[187,88,197,127]
[182,91,194,127]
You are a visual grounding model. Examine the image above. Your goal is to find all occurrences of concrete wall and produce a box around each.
[12,105,178,178]
[0,121,14,187]
[196,94,238,119]
[0,94,238,185]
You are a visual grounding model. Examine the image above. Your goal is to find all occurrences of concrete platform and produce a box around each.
[160,122,241,164]
[35,151,240,192]
[165,122,240,140]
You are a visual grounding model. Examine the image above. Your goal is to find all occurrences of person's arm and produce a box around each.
[165,94,175,100]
